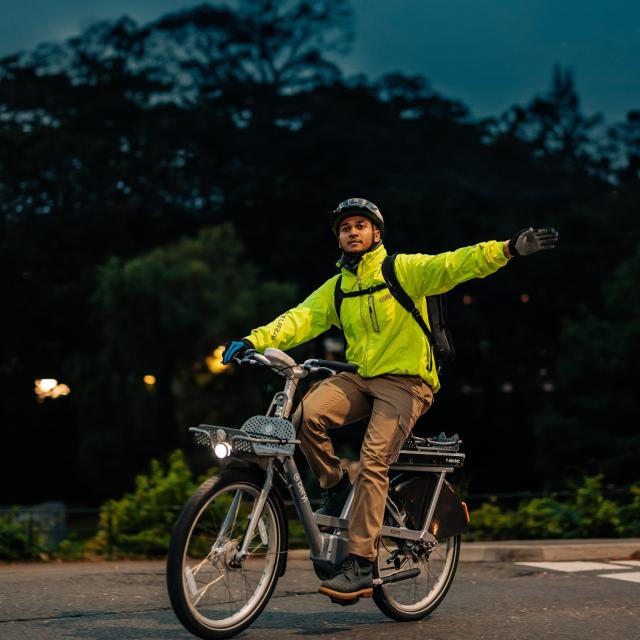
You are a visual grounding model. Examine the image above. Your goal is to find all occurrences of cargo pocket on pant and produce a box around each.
[385,420,413,465]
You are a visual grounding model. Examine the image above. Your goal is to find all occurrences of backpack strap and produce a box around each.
[334,276,387,327]
[381,254,435,372]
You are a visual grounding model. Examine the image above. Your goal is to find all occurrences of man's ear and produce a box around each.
[374,227,381,242]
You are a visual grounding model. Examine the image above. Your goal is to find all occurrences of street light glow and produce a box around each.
[205,346,227,374]
[35,379,71,402]
[143,374,156,386]
[39,378,58,392]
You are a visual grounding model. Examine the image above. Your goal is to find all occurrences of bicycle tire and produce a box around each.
[166,469,287,639]
[372,475,461,622]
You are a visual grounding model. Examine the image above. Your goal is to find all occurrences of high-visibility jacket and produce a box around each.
[245,242,509,392]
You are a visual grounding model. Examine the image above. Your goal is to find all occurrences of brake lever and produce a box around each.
[307,366,337,376]
[235,350,270,367]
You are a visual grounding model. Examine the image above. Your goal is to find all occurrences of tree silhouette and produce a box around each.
[608,110,640,184]
[488,65,604,173]
[532,250,640,486]
[1,4,639,503]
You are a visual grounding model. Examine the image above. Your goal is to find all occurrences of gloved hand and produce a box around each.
[222,339,253,365]
[508,228,559,257]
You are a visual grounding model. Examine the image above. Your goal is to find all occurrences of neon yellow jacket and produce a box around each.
[245,242,509,392]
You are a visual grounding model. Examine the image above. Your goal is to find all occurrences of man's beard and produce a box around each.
[338,238,381,271]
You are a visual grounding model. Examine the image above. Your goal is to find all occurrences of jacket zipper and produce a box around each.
[368,294,381,333]
[357,273,370,372]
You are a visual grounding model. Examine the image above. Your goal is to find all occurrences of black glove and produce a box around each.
[221,339,253,365]
[508,228,559,257]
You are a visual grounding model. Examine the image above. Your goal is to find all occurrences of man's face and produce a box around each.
[338,215,381,254]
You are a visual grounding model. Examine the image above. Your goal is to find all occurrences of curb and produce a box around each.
[459,539,640,562]
[287,539,640,563]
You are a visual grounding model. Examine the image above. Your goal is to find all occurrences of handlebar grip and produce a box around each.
[307,359,358,374]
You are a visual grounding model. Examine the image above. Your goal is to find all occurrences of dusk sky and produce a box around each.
[1,0,638,122]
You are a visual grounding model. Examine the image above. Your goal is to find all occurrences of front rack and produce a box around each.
[190,416,300,458]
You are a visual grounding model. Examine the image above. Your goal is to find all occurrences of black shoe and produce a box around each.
[316,471,352,518]
[319,555,373,602]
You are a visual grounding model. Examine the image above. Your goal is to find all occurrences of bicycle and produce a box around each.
[166,347,469,639]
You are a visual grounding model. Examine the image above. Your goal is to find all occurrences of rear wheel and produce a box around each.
[166,469,286,639]
[373,477,461,621]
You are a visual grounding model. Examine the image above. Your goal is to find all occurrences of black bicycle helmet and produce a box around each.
[330,197,384,236]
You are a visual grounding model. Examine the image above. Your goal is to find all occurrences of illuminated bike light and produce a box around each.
[213,442,232,458]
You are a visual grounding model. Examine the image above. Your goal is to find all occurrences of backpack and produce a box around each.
[333,253,455,373]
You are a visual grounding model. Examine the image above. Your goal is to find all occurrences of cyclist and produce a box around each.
[222,198,558,602]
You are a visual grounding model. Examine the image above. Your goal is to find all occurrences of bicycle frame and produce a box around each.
[216,349,460,573]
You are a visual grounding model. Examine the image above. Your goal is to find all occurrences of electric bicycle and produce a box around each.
[166,347,468,639]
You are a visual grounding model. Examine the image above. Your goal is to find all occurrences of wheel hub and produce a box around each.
[210,538,243,570]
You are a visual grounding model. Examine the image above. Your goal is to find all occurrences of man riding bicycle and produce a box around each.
[222,198,558,602]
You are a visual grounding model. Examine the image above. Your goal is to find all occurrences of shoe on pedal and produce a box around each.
[316,471,352,518]
[318,555,373,602]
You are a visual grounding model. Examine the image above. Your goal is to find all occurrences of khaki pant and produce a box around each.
[294,372,433,560]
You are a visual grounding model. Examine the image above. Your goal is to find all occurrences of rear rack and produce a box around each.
[391,433,465,472]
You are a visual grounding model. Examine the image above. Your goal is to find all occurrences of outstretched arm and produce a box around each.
[396,229,558,298]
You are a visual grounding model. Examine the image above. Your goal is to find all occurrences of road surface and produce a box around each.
[1,555,638,639]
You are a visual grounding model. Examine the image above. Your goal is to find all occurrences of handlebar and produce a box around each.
[235,350,357,376]
[303,358,357,374]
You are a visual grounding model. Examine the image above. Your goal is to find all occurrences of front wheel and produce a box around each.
[166,469,286,639]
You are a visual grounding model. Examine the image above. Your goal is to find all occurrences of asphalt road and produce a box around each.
[1,556,638,640]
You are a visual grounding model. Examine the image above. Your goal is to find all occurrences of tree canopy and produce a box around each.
[1,1,638,503]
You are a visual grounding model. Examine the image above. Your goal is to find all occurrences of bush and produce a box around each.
[0,509,45,561]
[466,475,638,540]
[87,450,201,558]
[572,474,622,537]
[618,483,640,537]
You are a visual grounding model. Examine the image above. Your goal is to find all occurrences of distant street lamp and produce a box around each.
[143,374,156,387]
[34,379,71,402]
[39,378,57,392]
[205,346,227,374]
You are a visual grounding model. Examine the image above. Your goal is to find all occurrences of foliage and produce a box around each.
[619,484,640,537]
[1,1,639,506]
[488,65,604,173]
[0,509,46,561]
[4,471,640,561]
[66,224,295,502]
[531,251,640,485]
[466,475,637,540]
[87,450,201,558]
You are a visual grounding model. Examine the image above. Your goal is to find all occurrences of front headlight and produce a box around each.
[213,441,232,458]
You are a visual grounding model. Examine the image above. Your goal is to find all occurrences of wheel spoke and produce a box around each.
[193,573,226,606]
[168,476,282,634]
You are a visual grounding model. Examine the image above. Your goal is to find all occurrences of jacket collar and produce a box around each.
[337,243,387,281]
